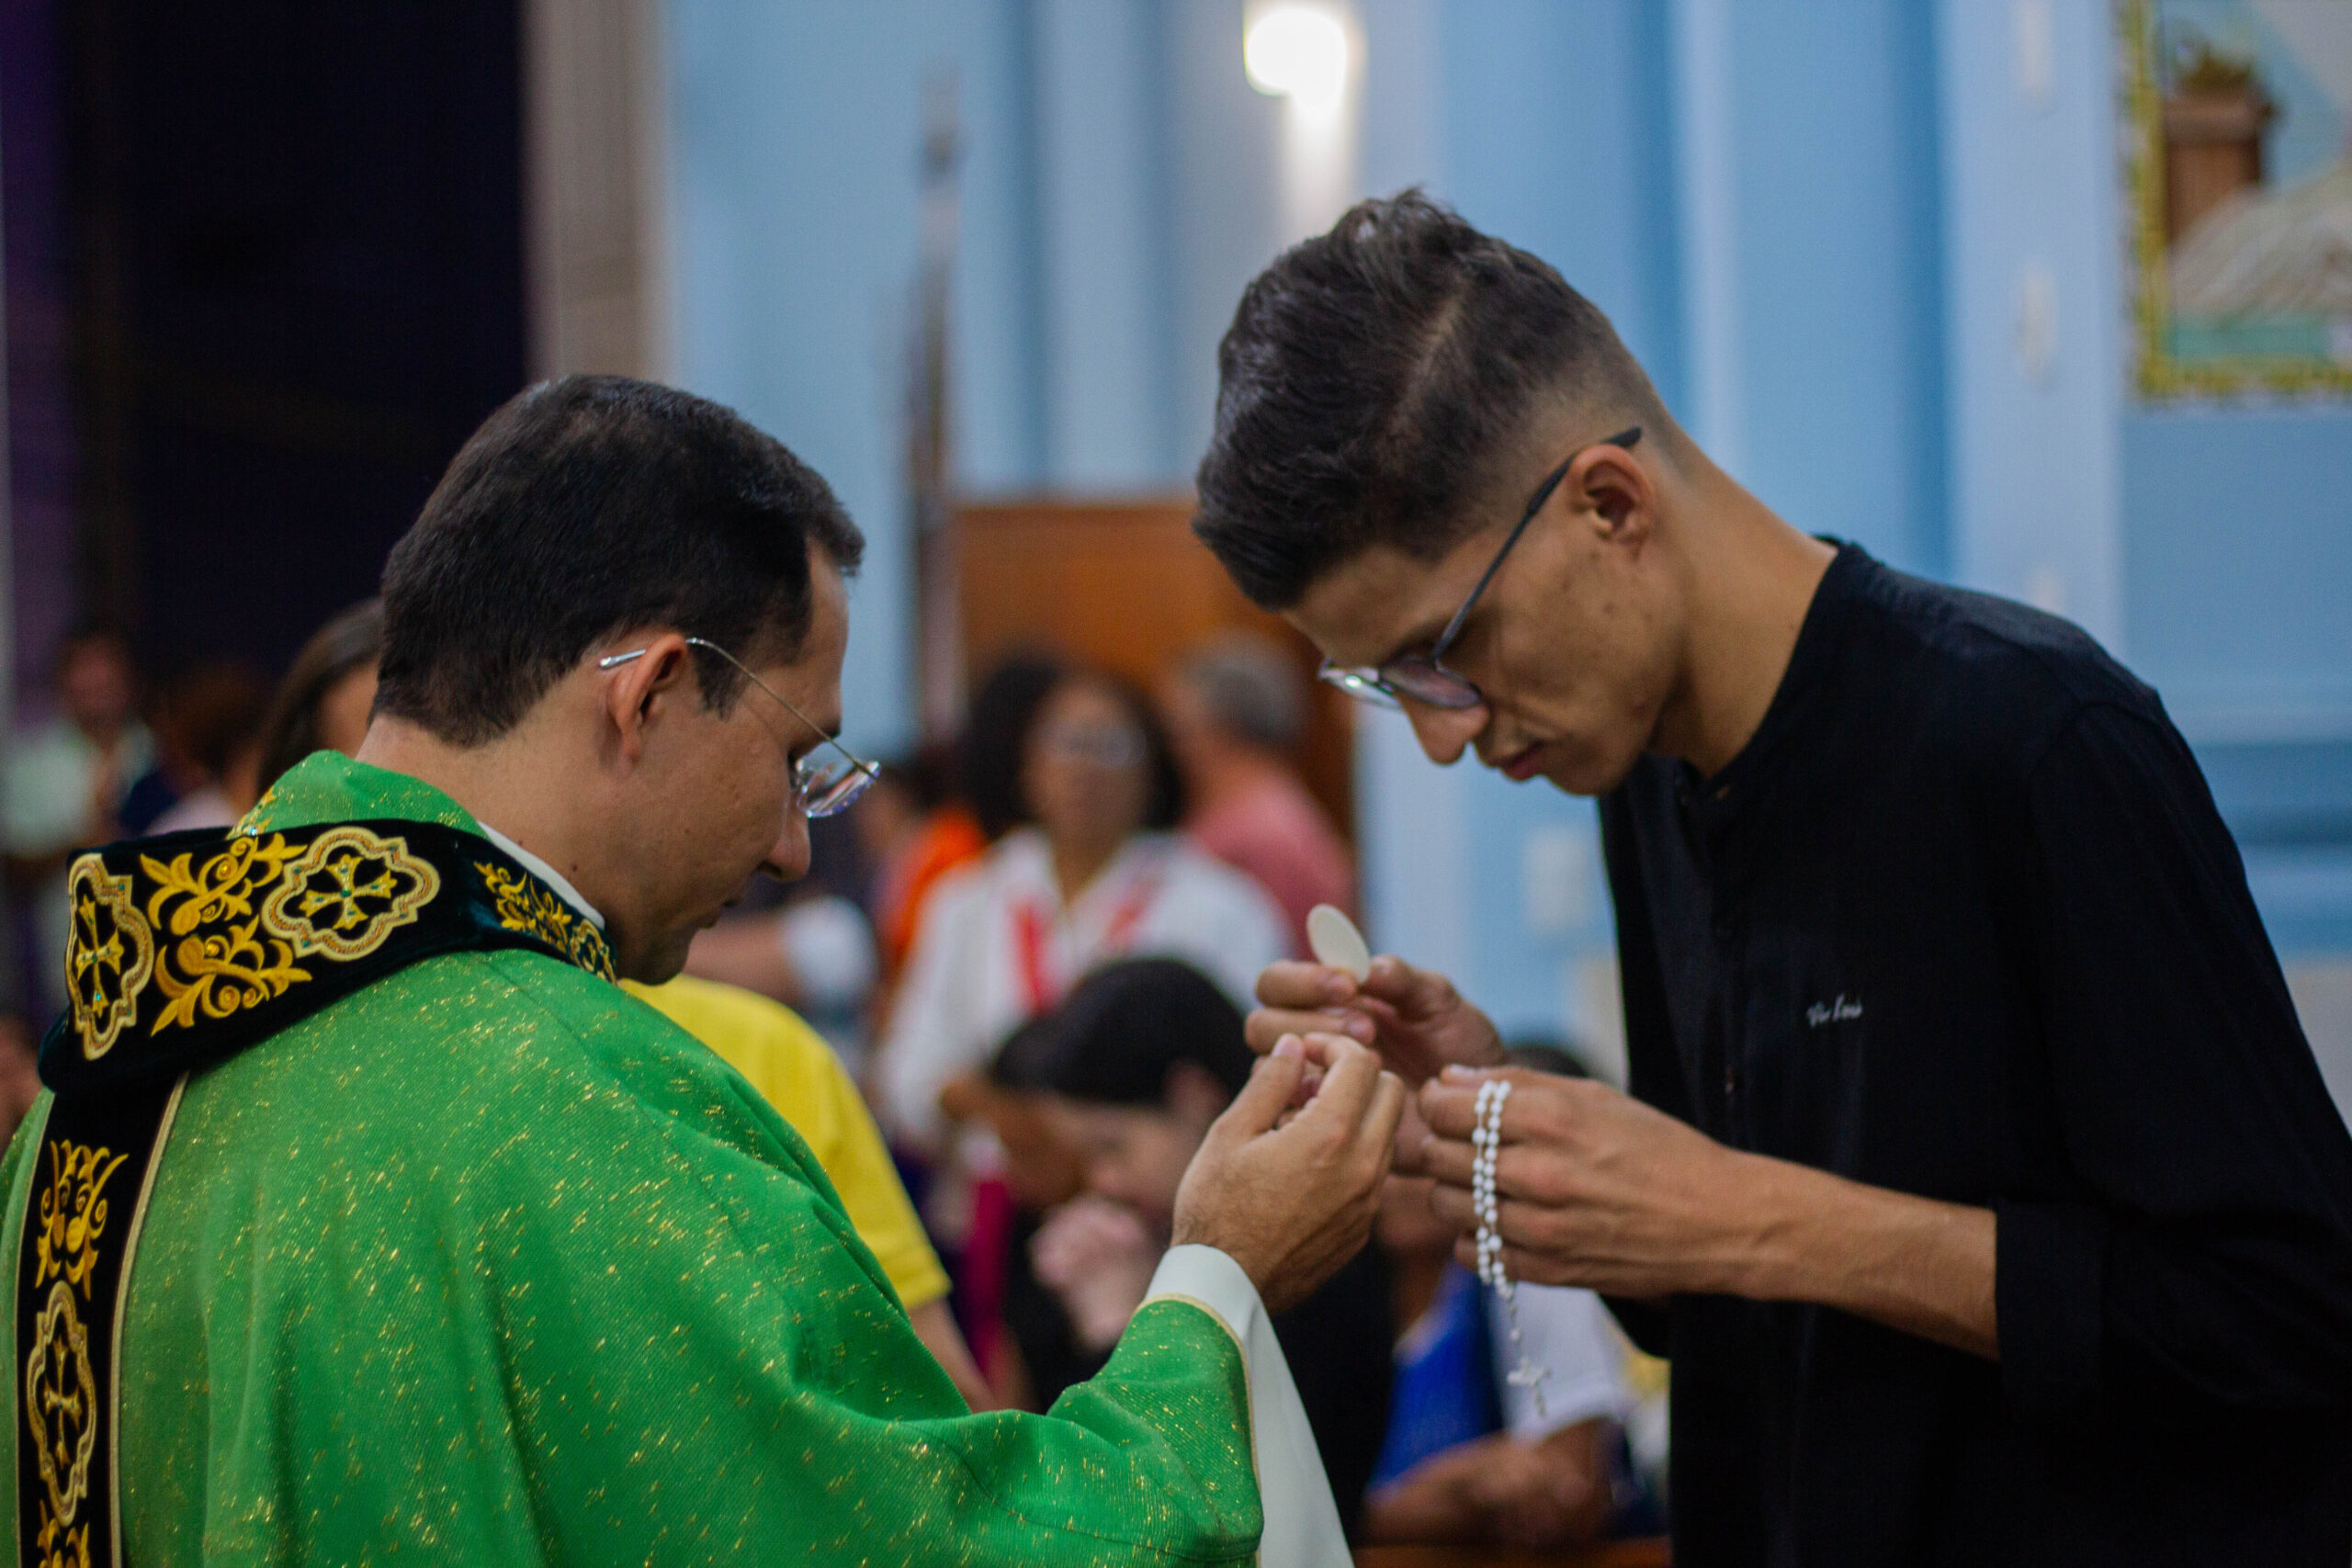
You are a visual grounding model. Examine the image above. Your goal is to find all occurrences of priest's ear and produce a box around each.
[596,632,695,764]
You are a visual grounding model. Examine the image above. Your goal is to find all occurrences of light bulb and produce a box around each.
[1244,5,1349,116]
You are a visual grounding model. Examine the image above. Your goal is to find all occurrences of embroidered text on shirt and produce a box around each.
[1806,995,1864,1027]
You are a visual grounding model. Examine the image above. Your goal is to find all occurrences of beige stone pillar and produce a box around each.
[522,0,669,379]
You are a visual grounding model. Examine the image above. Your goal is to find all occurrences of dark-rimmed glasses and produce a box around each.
[1319,426,1642,712]
[596,637,880,818]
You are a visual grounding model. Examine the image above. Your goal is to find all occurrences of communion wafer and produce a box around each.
[1306,904,1372,982]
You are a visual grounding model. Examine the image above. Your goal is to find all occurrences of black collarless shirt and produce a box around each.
[1599,546,2352,1566]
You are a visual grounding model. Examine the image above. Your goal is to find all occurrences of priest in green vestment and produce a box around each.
[4,377,1405,1568]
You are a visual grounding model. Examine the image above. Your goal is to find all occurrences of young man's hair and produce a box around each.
[1193,189,1671,610]
[377,376,864,745]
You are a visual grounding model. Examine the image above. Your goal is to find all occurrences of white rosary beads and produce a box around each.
[1471,1078,1509,1283]
[1472,1077,1548,1417]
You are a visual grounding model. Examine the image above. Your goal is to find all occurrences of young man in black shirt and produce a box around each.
[1204,192,2352,1565]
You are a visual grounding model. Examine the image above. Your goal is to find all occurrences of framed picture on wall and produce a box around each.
[2120,0,2352,399]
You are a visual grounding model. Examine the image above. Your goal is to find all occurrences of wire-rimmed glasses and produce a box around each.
[1318,426,1643,712]
[596,637,880,818]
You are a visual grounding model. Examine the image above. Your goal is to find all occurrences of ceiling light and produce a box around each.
[1245,5,1349,116]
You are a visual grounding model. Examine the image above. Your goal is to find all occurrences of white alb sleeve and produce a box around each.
[1145,1245,1351,1568]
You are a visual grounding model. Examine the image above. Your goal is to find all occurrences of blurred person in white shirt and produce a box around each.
[3,625,151,1017]
[876,665,1288,1152]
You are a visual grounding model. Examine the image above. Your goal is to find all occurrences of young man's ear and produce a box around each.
[1575,441,1655,543]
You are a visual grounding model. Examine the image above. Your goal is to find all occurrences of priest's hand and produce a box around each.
[1246,955,1503,1087]
[1171,1033,1407,1313]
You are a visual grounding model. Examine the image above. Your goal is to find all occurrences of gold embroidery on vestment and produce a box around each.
[259,826,440,961]
[27,1282,97,1553]
[139,835,313,1033]
[476,862,616,981]
[63,825,602,1056]
[24,1139,120,1562]
[231,784,277,838]
[64,860,154,1062]
[33,1143,129,1297]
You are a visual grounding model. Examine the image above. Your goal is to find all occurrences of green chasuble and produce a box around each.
[0,752,1326,1566]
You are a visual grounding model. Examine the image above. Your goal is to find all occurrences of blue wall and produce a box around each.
[2125,410,2352,739]
[667,0,1048,755]
[1372,0,1960,1061]
[2128,407,2352,958]
[1435,0,1684,413]
[1722,0,1949,575]
[667,1,1301,761]
[1936,0,2127,649]
[665,0,2352,1068]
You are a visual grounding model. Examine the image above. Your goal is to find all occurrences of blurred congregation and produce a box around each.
[3,0,2349,1562]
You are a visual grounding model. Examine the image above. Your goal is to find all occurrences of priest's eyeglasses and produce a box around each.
[1318,426,1643,712]
[597,637,881,818]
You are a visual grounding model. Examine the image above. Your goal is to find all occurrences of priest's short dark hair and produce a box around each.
[376,375,864,745]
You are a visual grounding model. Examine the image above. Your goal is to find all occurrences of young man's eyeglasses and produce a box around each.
[596,637,881,818]
[1319,426,1643,712]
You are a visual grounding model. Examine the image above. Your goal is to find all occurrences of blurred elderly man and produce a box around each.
[1161,633,1354,955]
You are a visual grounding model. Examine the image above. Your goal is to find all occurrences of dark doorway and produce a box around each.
[56,0,527,674]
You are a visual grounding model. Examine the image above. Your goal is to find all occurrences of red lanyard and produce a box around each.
[1013,860,1164,1013]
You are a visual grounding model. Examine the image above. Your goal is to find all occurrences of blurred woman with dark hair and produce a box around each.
[254,598,384,794]
[956,651,1066,841]
[149,662,273,832]
[875,664,1286,1152]
[989,958,1393,1536]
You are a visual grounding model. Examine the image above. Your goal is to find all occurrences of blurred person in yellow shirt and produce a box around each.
[623,972,994,1410]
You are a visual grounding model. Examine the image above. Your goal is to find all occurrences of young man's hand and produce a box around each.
[1170,1034,1406,1312]
[1410,1066,1999,1359]
[1408,1066,1768,1298]
[1246,955,1503,1087]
